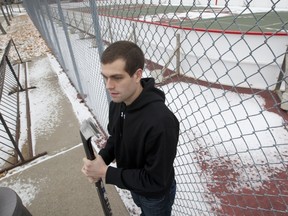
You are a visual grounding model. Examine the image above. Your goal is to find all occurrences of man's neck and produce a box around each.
[125,84,143,106]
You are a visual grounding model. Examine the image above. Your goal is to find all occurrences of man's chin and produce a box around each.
[111,98,123,103]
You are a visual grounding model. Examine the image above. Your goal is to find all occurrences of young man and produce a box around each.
[82,41,179,216]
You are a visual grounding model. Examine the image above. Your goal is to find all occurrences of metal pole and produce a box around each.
[5,56,24,91]
[88,0,104,55]
[8,3,13,18]
[17,3,21,13]
[44,0,67,71]
[88,0,111,103]
[34,0,54,52]
[0,4,10,26]
[176,33,180,75]
[0,113,25,162]
[11,39,23,63]
[280,46,288,111]
[0,22,6,34]
[4,2,11,20]
[56,0,84,95]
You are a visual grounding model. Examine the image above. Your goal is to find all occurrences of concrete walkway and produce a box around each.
[0,56,129,216]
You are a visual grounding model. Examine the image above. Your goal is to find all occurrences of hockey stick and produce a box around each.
[80,119,112,216]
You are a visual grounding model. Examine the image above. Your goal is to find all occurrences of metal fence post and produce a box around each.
[3,2,11,21]
[56,0,84,96]
[0,22,6,34]
[23,1,43,41]
[33,0,54,53]
[5,56,24,91]
[43,0,67,71]
[11,39,23,63]
[280,47,288,110]
[0,4,10,26]
[88,0,111,103]
[0,113,24,162]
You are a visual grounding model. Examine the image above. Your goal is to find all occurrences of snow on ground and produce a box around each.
[0,177,44,206]
[1,144,82,206]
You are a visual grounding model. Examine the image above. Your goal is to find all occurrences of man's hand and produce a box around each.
[82,155,108,183]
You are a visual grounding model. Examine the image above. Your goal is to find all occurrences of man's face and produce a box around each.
[101,59,142,105]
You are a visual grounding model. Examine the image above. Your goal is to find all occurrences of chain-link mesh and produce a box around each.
[23,0,288,215]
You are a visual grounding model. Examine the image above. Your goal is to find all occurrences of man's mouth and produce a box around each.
[110,92,119,97]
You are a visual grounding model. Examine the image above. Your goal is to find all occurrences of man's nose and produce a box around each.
[106,78,114,89]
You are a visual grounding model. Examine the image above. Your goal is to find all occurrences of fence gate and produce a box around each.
[0,39,46,174]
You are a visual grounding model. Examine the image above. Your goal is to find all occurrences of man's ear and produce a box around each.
[134,68,143,82]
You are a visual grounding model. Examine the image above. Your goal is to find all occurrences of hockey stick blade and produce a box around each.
[80,119,99,160]
[80,119,113,216]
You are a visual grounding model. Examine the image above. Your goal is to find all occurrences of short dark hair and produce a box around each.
[101,41,145,76]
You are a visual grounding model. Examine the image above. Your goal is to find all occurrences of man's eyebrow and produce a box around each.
[101,73,124,78]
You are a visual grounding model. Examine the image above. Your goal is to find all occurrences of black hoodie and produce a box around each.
[99,78,179,198]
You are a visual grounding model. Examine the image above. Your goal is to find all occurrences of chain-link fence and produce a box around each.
[23,0,288,215]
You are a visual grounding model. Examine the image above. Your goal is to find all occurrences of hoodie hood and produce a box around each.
[126,78,165,112]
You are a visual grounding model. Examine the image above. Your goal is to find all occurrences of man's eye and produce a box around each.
[114,77,123,80]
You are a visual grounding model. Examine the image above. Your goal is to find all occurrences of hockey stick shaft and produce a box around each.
[80,120,112,216]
